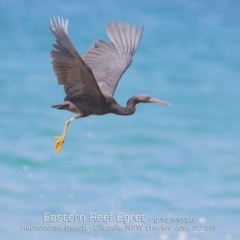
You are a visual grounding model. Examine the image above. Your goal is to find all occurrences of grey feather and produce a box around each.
[49,17,106,107]
[82,21,144,96]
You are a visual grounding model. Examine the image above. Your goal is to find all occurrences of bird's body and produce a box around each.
[49,17,170,153]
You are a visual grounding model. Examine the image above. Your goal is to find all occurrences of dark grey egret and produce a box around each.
[49,17,170,153]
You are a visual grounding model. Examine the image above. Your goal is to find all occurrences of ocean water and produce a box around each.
[0,0,240,239]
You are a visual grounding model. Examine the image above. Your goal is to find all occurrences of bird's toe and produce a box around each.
[53,136,65,153]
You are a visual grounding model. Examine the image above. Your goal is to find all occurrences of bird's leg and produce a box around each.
[53,116,75,153]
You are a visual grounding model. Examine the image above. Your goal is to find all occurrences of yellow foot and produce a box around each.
[53,119,71,153]
[54,136,65,153]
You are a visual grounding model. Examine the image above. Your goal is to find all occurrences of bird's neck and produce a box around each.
[110,97,138,116]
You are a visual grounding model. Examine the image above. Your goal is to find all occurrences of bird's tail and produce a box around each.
[51,103,69,110]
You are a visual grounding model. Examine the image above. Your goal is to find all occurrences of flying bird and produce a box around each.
[49,17,170,153]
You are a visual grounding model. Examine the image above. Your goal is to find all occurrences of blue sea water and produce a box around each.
[0,0,240,239]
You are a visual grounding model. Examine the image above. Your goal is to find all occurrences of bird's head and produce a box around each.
[133,94,171,105]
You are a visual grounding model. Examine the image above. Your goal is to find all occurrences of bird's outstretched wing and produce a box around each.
[49,17,106,105]
[82,22,144,97]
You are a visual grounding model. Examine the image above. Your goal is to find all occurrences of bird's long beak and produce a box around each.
[149,97,171,105]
